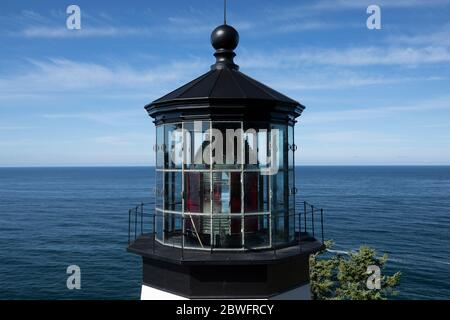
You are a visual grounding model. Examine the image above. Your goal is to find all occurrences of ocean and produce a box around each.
[0,166,449,300]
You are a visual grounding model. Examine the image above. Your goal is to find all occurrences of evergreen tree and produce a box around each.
[310,240,401,300]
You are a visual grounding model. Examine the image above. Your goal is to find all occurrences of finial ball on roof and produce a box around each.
[211,24,239,51]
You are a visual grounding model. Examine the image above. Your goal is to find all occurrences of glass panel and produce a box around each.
[156,125,164,169]
[184,121,210,169]
[155,170,164,209]
[244,214,270,249]
[272,211,287,246]
[288,169,296,213]
[244,172,269,213]
[212,172,241,214]
[288,210,296,242]
[185,172,211,213]
[164,212,182,247]
[271,171,285,212]
[165,123,183,169]
[243,122,270,170]
[211,122,242,169]
[271,124,286,171]
[184,214,211,249]
[155,212,163,241]
[211,216,242,249]
[271,210,295,246]
[164,171,182,212]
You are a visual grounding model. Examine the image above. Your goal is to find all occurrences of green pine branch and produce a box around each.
[310,240,401,300]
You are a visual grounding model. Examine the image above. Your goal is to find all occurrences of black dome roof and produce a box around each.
[148,68,300,107]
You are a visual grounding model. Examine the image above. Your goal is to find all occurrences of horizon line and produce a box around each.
[1,164,450,169]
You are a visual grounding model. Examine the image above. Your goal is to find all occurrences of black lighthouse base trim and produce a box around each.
[128,238,324,299]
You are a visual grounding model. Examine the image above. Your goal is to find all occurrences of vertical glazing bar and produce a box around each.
[311,205,315,237]
[181,122,185,253]
[128,209,131,245]
[294,209,297,239]
[140,203,143,235]
[210,232,213,254]
[153,213,156,254]
[209,121,213,251]
[135,207,138,240]
[181,216,184,260]
[298,210,302,252]
[321,208,324,243]
[240,121,245,249]
[162,125,166,245]
[303,201,307,233]
[273,219,277,257]
[292,125,296,244]
[210,217,213,254]
[283,125,289,243]
[271,123,276,255]
[268,127,273,250]
[154,127,157,243]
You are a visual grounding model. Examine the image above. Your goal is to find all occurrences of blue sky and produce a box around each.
[0,0,450,166]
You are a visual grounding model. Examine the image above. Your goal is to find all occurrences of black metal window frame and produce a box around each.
[153,120,297,251]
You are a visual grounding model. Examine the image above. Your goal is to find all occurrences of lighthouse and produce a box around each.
[127,20,325,300]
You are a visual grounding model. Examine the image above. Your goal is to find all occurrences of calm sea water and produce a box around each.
[0,166,449,300]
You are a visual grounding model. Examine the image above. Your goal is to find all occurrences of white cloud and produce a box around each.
[421,123,450,128]
[18,22,220,39]
[267,0,450,23]
[3,9,227,39]
[297,145,450,165]
[240,46,450,68]
[0,125,29,131]
[303,95,450,124]
[273,0,450,15]
[42,110,144,125]
[272,21,340,33]
[301,131,404,144]
[310,0,450,10]
[19,10,49,23]
[0,58,206,98]
[266,74,444,91]
[1,49,442,108]
[0,10,48,27]
[387,24,450,47]
[20,26,155,38]
[91,133,152,146]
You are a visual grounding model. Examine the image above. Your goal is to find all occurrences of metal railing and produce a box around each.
[128,201,324,253]
[298,201,325,244]
[128,202,154,245]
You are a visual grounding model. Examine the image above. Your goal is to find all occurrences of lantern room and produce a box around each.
[147,24,303,251]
